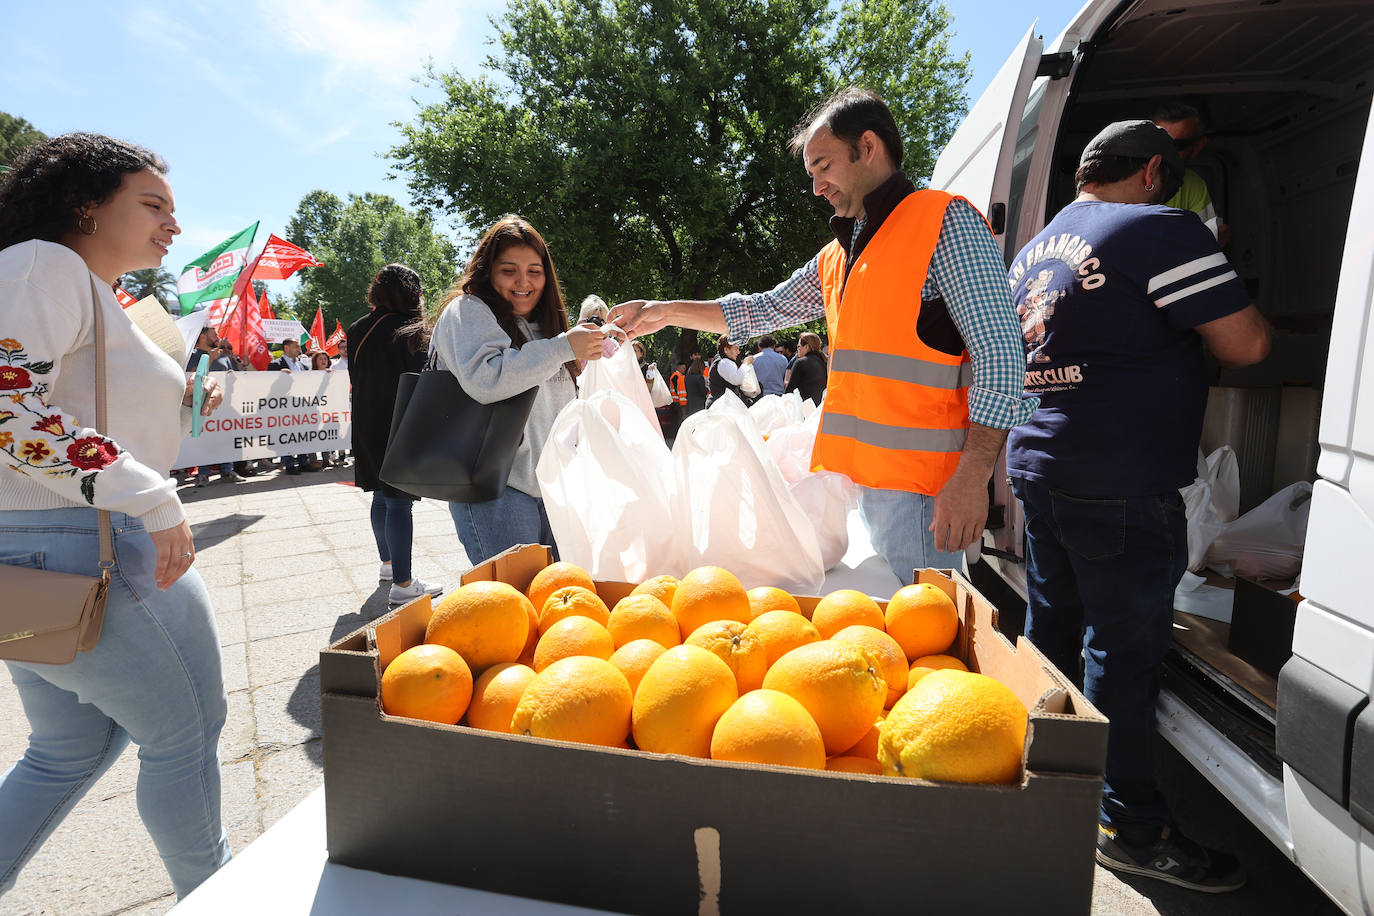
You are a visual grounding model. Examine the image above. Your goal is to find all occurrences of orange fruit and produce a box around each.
[709,689,826,770]
[746,585,802,620]
[466,662,537,733]
[526,561,596,618]
[831,625,909,709]
[519,601,540,663]
[608,638,668,695]
[510,655,633,747]
[745,610,822,667]
[810,589,885,638]
[380,644,473,724]
[885,583,959,660]
[630,574,679,608]
[762,641,886,755]
[841,716,883,761]
[425,581,532,673]
[540,585,611,632]
[684,619,768,693]
[532,615,615,671]
[879,669,1028,784]
[632,645,738,758]
[826,756,883,775]
[670,566,751,641]
[606,594,680,649]
[908,654,968,690]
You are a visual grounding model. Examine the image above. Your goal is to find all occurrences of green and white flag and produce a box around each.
[176,222,259,318]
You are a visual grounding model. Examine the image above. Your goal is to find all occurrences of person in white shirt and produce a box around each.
[0,132,231,900]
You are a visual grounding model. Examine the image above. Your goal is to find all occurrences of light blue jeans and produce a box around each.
[449,486,558,567]
[858,486,967,585]
[0,508,230,900]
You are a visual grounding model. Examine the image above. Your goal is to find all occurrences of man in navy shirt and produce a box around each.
[1007,121,1269,893]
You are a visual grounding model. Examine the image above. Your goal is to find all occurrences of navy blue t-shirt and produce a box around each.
[1006,200,1249,497]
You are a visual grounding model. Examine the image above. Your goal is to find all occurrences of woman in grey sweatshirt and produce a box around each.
[432,215,606,566]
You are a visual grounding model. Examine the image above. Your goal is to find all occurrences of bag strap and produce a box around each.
[88,277,114,578]
[351,311,391,362]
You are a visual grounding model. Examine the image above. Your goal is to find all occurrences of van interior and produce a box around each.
[997,0,1374,775]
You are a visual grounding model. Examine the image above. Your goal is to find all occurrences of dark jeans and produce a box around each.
[369,491,415,584]
[1012,476,1186,843]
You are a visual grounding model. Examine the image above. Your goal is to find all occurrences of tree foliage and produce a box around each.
[118,268,179,312]
[0,112,47,169]
[389,0,970,358]
[283,190,460,328]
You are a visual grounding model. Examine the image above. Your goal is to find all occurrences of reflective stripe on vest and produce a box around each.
[670,371,687,405]
[811,189,973,495]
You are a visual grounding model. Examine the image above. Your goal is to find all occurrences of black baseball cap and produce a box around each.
[1080,120,1185,196]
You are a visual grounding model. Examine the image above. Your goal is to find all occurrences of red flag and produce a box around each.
[309,308,326,352]
[251,235,321,281]
[114,287,138,309]
[260,294,276,321]
[242,285,271,371]
[324,320,345,357]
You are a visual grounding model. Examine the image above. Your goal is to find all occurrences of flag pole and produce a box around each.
[219,221,262,345]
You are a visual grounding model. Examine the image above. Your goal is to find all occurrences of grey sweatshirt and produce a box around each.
[431,293,576,499]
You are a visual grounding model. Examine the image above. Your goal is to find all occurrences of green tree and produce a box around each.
[389,0,969,360]
[0,112,47,169]
[118,268,179,312]
[284,190,460,329]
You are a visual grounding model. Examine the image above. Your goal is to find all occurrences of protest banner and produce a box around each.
[261,319,307,344]
[173,370,352,467]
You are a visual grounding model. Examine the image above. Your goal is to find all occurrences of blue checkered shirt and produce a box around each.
[719,197,1037,429]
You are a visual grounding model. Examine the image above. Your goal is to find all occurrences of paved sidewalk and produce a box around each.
[0,466,1341,915]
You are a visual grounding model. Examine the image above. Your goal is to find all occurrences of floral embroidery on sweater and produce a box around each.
[0,337,118,503]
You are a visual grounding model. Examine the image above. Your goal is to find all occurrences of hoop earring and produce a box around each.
[77,215,97,235]
[1144,183,1155,192]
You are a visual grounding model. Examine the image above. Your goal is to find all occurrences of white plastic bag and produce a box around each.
[578,339,663,437]
[536,390,682,582]
[1205,481,1312,580]
[764,407,823,485]
[739,362,761,399]
[748,392,804,439]
[647,366,673,408]
[672,407,825,593]
[1179,446,1240,571]
[788,471,860,570]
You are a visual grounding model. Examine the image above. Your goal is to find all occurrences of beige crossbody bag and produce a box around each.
[0,276,114,664]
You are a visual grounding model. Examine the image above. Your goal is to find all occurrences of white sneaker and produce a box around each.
[389,577,443,606]
[379,562,393,582]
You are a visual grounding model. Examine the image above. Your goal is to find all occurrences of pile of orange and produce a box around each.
[377,563,1028,784]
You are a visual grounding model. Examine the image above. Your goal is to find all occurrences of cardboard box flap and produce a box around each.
[319,642,380,700]
[460,543,551,592]
[374,595,434,672]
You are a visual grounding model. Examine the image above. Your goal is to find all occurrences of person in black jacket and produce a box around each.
[347,264,442,605]
[684,356,708,415]
[784,331,828,405]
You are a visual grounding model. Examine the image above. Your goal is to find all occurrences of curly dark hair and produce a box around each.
[0,132,167,251]
[367,263,430,354]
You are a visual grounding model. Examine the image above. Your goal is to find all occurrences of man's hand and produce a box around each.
[609,300,669,338]
[149,520,195,590]
[929,468,989,553]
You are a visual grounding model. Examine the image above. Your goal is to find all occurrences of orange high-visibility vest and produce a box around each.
[669,371,687,406]
[812,190,971,495]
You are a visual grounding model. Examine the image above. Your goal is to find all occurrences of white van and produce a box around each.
[930,1,1374,912]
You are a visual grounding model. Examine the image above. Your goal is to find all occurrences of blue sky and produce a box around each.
[2,0,1087,285]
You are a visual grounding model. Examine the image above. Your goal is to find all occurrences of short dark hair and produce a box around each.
[0,133,167,251]
[280,338,297,349]
[789,87,903,168]
[1152,101,1203,128]
[1075,155,1177,191]
[759,334,777,349]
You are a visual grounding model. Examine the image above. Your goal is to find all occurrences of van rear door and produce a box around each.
[930,23,1042,244]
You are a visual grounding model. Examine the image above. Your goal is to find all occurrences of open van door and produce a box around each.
[930,23,1042,245]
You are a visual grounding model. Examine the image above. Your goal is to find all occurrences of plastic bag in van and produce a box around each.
[1205,481,1312,580]
[1180,446,1240,571]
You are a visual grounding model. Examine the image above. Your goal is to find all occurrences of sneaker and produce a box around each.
[194,474,210,487]
[285,466,302,476]
[379,562,393,582]
[1095,824,1245,893]
[389,577,443,606]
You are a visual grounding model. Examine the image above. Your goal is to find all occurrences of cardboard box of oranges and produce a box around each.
[320,544,1108,915]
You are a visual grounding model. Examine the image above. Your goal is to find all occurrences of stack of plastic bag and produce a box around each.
[1179,446,1239,571]
[1206,481,1312,580]
[577,333,662,437]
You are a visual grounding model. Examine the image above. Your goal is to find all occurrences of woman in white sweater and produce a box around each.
[0,134,231,901]
[432,215,606,565]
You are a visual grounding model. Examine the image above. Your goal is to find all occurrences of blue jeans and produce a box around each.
[1012,477,1185,842]
[449,487,558,567]
[857,486,966,585]
[0,508,230,900]
[369,491,415,583]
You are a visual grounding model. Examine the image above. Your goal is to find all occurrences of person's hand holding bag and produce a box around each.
[567,321,611,362]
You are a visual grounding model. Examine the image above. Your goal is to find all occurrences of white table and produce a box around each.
[174,510,904,913]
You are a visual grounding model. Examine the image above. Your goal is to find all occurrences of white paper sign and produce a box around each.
[173,370,352,466]
[260,319,308,345]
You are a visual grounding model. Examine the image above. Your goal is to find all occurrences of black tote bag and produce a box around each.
[379,362,538,503]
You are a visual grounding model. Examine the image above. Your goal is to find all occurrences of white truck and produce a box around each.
[931,1,1374,912]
